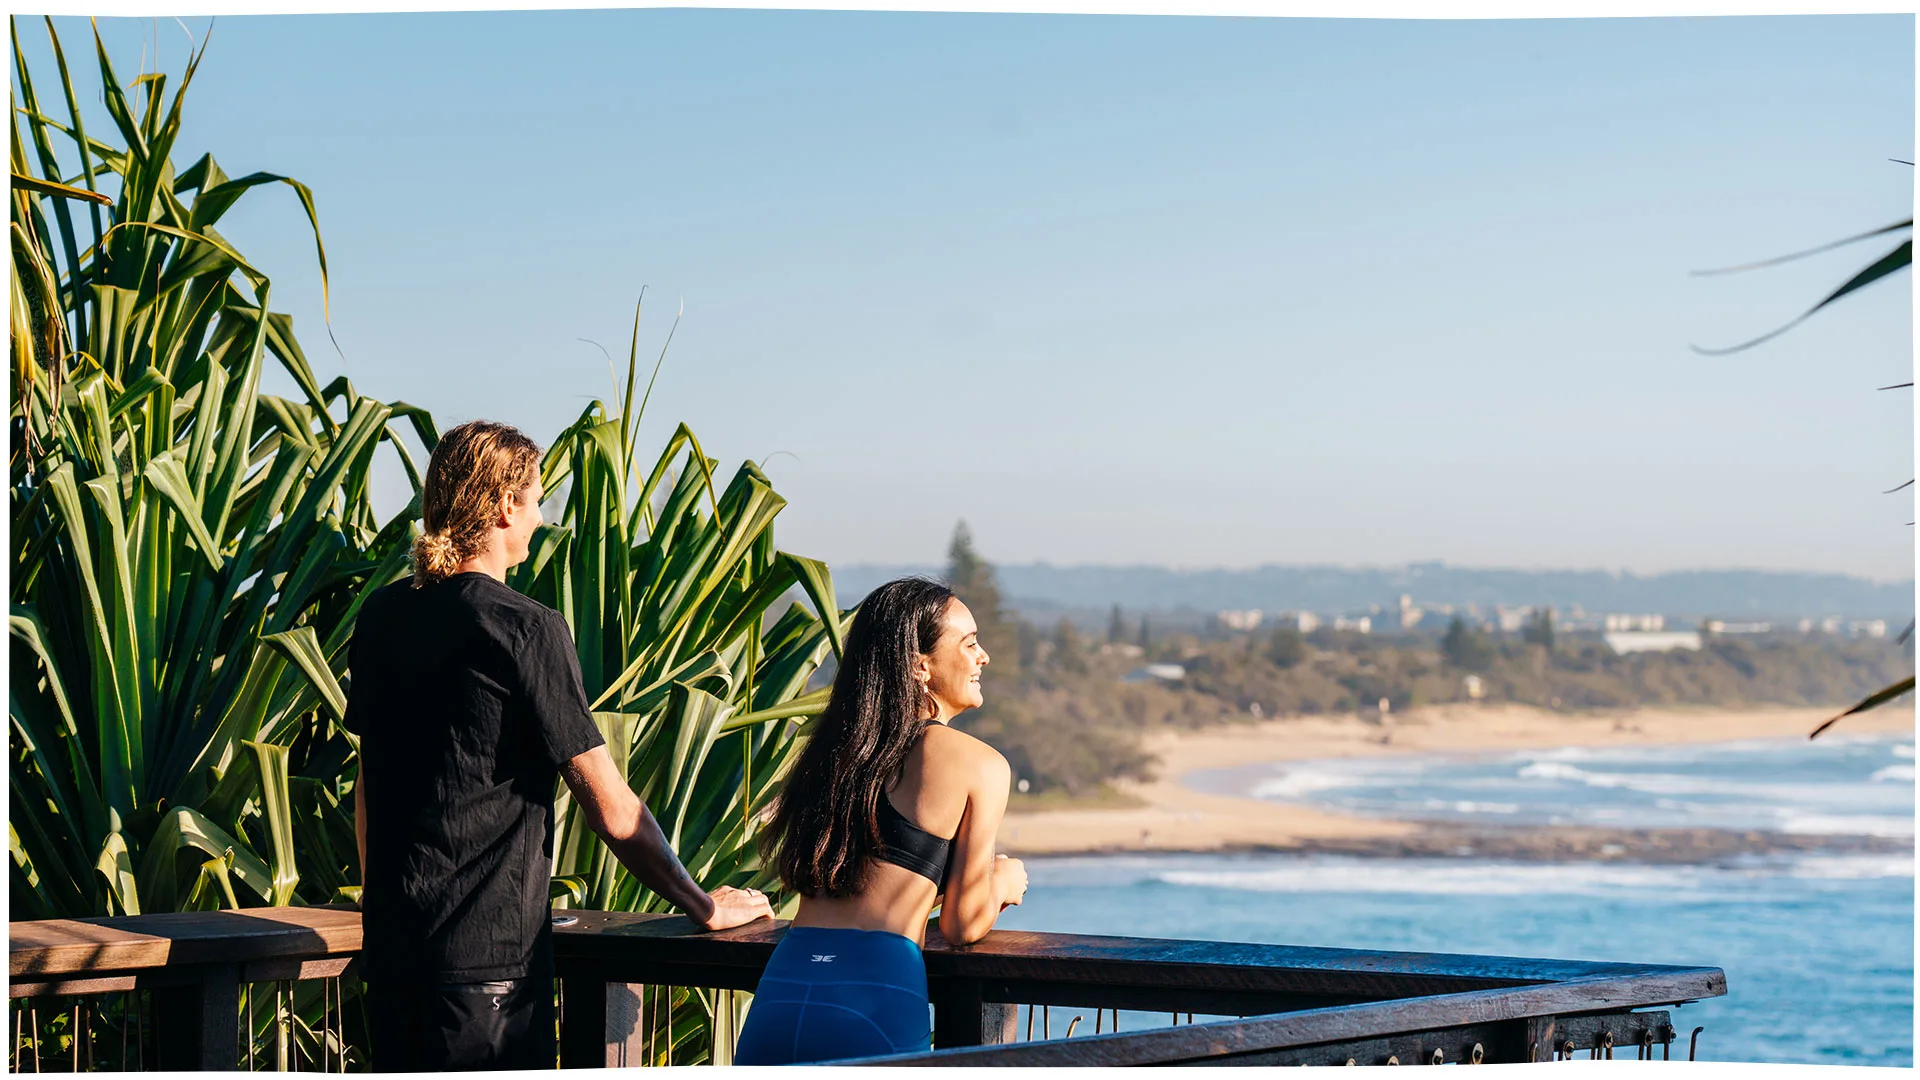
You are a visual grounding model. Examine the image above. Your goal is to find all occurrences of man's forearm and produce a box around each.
[605,806,716,924]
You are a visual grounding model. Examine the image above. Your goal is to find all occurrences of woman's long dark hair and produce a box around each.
[763,576,956,898]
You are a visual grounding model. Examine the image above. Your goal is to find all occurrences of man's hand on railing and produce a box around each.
[697,885,774,931]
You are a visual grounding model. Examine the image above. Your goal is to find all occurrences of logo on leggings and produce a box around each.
[810,954,836,963]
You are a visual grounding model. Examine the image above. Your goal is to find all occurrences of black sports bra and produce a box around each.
[876,796,953,888]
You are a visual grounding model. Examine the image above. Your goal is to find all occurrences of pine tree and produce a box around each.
[945,521,1019,674]
[1108,603,1127,644]
[1442,615,1495,672]
[1522,607,1556,650]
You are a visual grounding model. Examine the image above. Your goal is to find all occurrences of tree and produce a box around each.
[1138,615,1153,651]
[1441,616,1495,672]
[1521,607,1556,650]
[1052,617,1087,674]
[1268,626,1309,669]
[945,521,1019,674]
[1108,603,1127,644]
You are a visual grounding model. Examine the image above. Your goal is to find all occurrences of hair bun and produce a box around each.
[411,529,461,586]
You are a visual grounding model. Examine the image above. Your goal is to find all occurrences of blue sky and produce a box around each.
[22,11,1915,579]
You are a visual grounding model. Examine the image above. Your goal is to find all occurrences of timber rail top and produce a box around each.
[11,907,1725,998]
[11,907,363,982]
[12,908,1724,1020]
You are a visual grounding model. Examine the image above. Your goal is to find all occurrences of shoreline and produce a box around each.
[996,702,1916,860]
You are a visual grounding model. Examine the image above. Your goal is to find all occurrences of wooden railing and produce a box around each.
[10,908,1725,1069]
[9,908,360,1071]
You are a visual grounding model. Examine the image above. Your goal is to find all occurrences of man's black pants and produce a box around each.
[368,976,554,1071]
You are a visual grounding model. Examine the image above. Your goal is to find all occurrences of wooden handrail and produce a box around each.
[8,909,1726,1069]
[10,907,361,980]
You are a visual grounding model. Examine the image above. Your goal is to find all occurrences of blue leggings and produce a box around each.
[733,927,932,1065]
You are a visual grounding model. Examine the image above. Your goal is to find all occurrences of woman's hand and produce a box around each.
[698,885,774,931]
[994,854,1029,911]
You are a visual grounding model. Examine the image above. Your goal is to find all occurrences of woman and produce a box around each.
[733,577,1029,1065]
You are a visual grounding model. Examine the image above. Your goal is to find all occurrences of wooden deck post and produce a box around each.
[928,979,1017,1049]
[558,975,610,1068]
[152,964,241,1071]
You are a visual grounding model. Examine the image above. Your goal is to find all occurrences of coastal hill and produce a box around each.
[833,560,1914,622]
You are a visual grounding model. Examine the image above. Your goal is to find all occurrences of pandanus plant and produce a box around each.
[1690,178,1914,738]
[512,308,851,1064]
[10,16,431,1069]
[9,13,428,929]
[11,18,846,1068]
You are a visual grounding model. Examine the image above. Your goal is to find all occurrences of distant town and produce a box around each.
[833,560,1914,644]
[1207,597,1892,657]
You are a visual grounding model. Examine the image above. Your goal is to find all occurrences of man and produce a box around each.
[347,420,770,1071]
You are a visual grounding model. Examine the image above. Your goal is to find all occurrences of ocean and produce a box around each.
[994,732,1915,1066]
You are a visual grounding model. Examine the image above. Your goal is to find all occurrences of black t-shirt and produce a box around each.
[344,572,606,984]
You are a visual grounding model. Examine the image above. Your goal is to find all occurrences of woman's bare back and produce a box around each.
[789,723,1002,944]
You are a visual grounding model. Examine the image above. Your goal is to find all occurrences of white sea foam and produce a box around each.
[1246,766,1365,800]
[1512,761,1845,804]
[1776,813,1915,839]
[1156,859,1689,898]
[1420,798,1519,815]
[1787,854,1916,880]
[1869,764,1916,783]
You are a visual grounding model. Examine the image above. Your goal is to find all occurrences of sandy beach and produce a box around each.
[998,703,1916,860]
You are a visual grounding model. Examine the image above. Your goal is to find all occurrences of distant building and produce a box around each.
[1123,663,1187,684]
[1278,611,1322,633]
[1463,674,1486,700]
[1217,609,1264,632]
[1396,593,1424,630]
[1494,605,1534,633]
[1850,620,1888,639]
[1332,616,1373,634]
[1098,642,1145,659]
[1704,620,1771,635]
[1604,631,1703,654]
[1603,614,1666,633]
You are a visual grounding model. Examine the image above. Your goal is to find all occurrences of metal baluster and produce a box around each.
[336,978,346,1075]
[246,983,255,1072]
[1063,1016,1082,1039]
[1024,1005,1034,1042]
[28,1002,39,1073]
[1093,1009,1100,1036]
[662,988,671,1068]
[1043,1006,1050,1041]
[69,1005,79,1073]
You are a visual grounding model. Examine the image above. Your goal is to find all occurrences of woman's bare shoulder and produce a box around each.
[920,723,1010,783]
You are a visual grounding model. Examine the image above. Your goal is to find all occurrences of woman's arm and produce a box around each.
[938,749,1026,946]
[561,745,772,930]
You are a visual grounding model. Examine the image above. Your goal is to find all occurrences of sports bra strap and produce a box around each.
[875,796,952,888]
